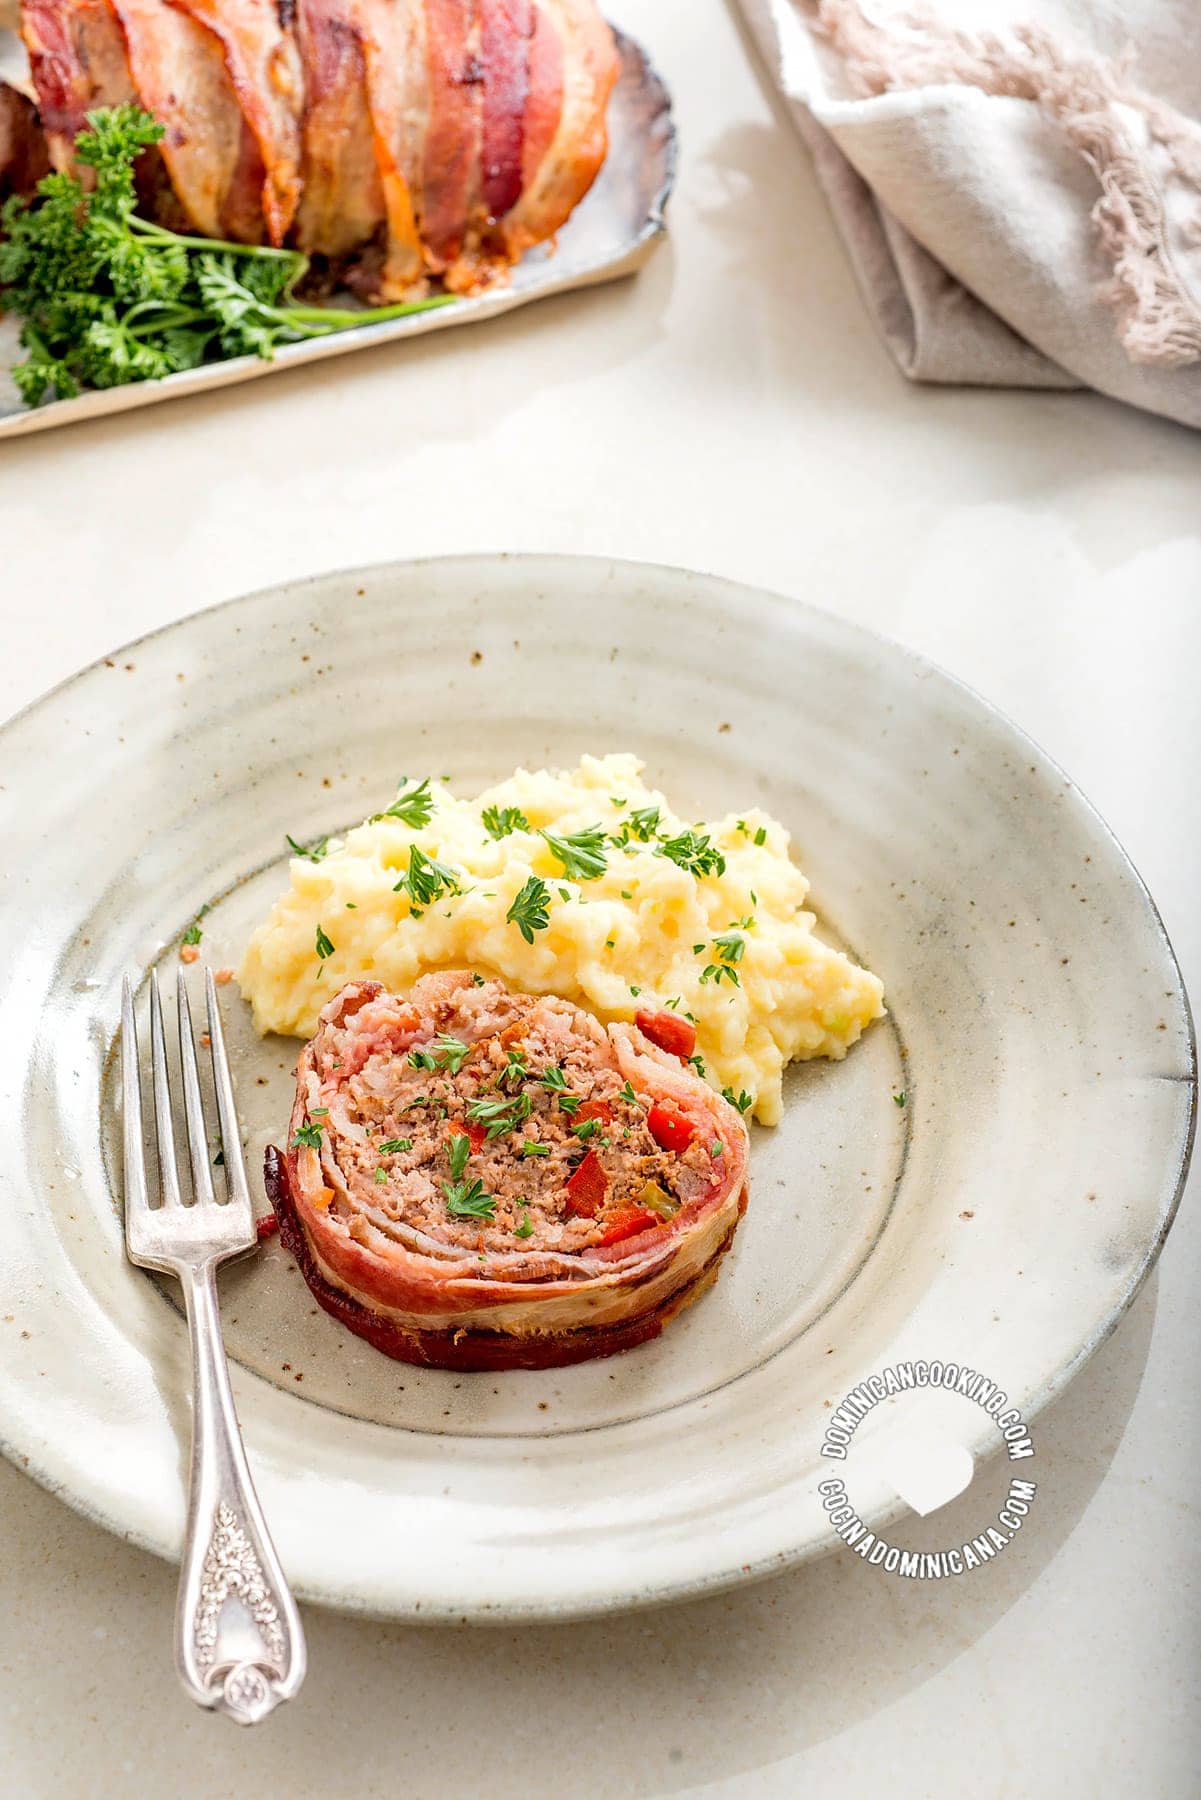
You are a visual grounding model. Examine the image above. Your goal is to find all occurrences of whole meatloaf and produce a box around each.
[265,971,750,1369]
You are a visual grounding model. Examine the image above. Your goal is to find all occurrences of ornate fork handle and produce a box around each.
[176,1260,306,1724]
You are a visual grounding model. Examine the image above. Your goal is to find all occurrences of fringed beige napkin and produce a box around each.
[737,0,1201,428]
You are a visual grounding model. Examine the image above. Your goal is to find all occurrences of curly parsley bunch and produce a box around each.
[0,106,451,408]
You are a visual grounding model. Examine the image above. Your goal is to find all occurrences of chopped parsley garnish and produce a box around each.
[378,1137,413,1155]
[620,889,633,900]
[605,938,616,950]
[571,1118,600,1141]
[612,804,661,846]
[442,1179,495,1220]
[722,1086,753,1114]
[466,1092,532,1139]
[700,962,740,987]
[286,832,329,862]
[629,985,641,997]
[500,1047,528,1085]
[618,1080,639,1106]
[374,1167,388,1184]
[507,875,550,943]
[893,1091,907,1108]
[558,886,571,902]
[713,932,746,965]
[291,1122,323,1150]
[481,803,529,839]
[374,778,435,828]
[432,1034,471,1074]
[655,829,726,879]
[515,1208,534,1239]
[754,826,767,846]
[182,922,203,947]
[711,1140,724,1158]
[520,1140,550,1158]
[692,943,706,955]
[540,825,608,881]
[688,1053,707,1078]
[446,1132,472,1181]
[410,1037,470,1075]
[315,923,335,960]
[394,845,460,909]
[540,1066,581,1116]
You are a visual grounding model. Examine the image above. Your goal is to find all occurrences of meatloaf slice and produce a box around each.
[266,971,751,1370]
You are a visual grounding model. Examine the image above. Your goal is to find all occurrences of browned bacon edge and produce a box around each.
[265,1144,743,1372]
[0,82,50,198]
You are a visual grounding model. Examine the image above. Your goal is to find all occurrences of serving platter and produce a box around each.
[0,555,1192,1622]
[0,27,673,441]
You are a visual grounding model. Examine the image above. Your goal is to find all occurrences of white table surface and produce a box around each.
[1,2,1199,1792]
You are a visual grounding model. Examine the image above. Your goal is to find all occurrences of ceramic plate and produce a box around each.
[0,556,1193,1621]
[0,29,673,440]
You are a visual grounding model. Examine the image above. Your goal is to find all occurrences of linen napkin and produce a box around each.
[735,0,1201,428]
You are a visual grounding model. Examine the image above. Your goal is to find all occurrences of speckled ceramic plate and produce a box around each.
[0,556,1193,1621]
[0,28,673,440]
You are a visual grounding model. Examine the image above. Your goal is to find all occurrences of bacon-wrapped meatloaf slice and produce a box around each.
[14,0,618,296]
[266,972,750,1370]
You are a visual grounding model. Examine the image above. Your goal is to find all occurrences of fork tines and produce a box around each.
[121,967,254,1252]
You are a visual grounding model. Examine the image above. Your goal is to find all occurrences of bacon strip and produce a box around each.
[108,0,244,239]
[353,0,427,298]
[0,83,50,198]
[479,0,530,221]
[495,0,614,260]
[21,0,134,167]
[293,0,384,257]
[166,0,304,244]
[420,0,480,268]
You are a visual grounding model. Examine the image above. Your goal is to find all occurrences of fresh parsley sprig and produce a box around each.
[482,804,529,840]
[0,107,455,407]
[442,1178,495,1220]
[394,845,461,910]
[286,832,329,862]
[656,829,726,879]
[373,778,435,829]
[507,875,551,943]
[540,825,608,881]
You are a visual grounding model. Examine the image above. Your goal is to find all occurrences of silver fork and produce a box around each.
[122,966,306,1725]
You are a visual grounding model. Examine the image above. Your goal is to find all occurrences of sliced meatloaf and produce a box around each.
[266,971,751,1369]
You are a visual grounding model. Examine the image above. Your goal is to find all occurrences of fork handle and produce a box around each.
[175,1260,306,1724]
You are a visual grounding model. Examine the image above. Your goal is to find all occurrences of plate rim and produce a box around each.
[0,551,1194,1622]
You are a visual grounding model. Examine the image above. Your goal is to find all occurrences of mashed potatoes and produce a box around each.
[239,754,884,1124]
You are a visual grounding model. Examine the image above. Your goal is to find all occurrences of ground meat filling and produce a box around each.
[305,981,723,1257]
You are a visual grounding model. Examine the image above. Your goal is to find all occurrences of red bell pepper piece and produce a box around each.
[574,1097,613,1123]
[598,1206,660,1247]
[449,1119,488,1153]
[635,1008,697,1060]
[564,1150,609,1218]
[647,1100,695,1154]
